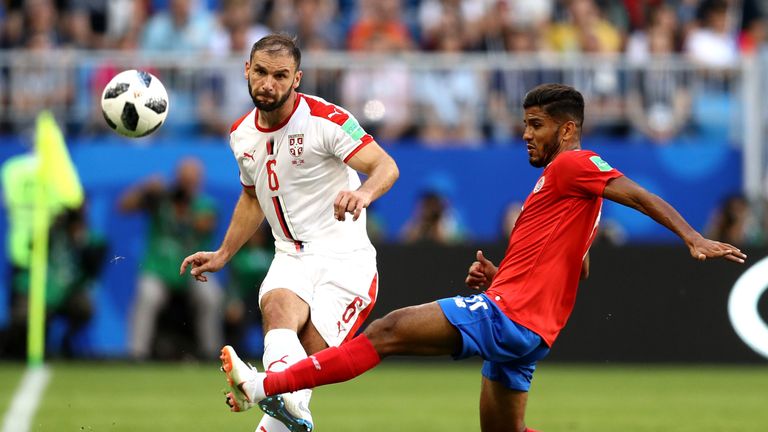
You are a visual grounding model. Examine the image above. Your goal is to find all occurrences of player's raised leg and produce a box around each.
[256,301,463,398]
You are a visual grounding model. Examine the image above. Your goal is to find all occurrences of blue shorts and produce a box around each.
[437,293,550,391]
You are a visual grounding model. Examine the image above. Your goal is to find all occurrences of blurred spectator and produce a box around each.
[1,204,107,359]
[224,223,272,356]
[626,4,683,63]
[297,29,341,103]
[0,3,25,48]
[208,0,270,57]
[494,0,553,31]
[738,0,766,55]
[418,0,491,50]
[547,0,625,135]
[140,0,216,135]
[546,0,623,54]
[119,157,224,360]
[24,0,62,46]
[8,33,73,132]
[705,194,764,246]
[487,25,546,142]
[4,0,69,127]
[347,0,414,51]
[340,33,413,142]
[675,0,703,38]
[626,23,692,143]
[684,1,740,144]
[415,25,484,145]
[269,0,343,50]
[685,0,739,67]
[198,0,270,135]
[60,0,139,49]
[401,190,466,244]
[140,0,215,52]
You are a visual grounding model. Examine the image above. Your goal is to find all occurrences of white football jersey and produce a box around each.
[229,93,375,254]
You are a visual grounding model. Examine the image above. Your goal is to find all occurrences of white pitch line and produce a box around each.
[1,366,51,432]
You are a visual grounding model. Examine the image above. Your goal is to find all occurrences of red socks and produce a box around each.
[264,334,381,396]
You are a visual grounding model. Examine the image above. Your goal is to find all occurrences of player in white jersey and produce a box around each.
[179,34,399,432]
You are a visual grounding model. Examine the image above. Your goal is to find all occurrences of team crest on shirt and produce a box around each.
[288,134,304,157]
[533,176,546,193]
[288,134,305,166]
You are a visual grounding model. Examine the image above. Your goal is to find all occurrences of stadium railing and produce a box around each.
[0,50,764,198]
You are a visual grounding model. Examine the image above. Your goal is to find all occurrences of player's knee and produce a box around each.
[260,301,303,332]
[364,308,410,356]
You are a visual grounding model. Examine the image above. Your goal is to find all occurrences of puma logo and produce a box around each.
[267,355,289,372]
[328,108,342,119]
[309,355,322,371]
[243,152,255,161]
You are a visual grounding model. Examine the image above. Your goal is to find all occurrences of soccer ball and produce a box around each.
[101,69,169,138]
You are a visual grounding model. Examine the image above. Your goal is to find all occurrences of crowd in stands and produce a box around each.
[0,0,765,144]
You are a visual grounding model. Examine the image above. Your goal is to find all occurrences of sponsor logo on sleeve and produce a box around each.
[341,117,365,141]
[589,155,613,172]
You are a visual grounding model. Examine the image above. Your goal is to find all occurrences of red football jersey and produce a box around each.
[486,149,623,346]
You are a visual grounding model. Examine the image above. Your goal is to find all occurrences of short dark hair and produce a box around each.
[523,84,584,127]
[249,34,301,70]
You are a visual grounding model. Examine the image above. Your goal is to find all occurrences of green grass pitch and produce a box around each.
[1,361,767,431]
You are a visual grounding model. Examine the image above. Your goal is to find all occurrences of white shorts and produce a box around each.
[259,251,379,347]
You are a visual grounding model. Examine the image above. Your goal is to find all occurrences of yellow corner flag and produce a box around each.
[27,111,84,366]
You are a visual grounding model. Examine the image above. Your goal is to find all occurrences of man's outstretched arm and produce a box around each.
[603,176,746,263]
[180,187,265,281]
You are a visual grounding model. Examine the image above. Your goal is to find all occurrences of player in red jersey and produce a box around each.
[219,84,746,432]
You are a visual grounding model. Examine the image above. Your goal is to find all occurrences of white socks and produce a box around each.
[255,329,313,432]
[262,329,307,373]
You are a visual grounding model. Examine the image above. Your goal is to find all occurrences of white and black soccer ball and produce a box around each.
[101,69,169,138]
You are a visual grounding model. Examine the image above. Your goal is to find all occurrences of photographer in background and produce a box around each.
[119,157,223,360]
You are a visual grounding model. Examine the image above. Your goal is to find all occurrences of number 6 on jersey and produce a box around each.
[266,159,279,191]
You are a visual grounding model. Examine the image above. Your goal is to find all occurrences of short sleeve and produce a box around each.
[324,110,374,163]
[229,133,255,188]
[554,152,623,198]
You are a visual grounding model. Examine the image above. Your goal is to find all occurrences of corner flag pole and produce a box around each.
[27,167,49,367]
[27,111,83,366]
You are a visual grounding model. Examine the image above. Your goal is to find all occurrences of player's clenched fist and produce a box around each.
[334,189,372,221]
[465,250,498,290]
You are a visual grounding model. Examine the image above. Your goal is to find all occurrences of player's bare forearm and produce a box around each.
[179,191,263,281]
[357,155,399,203]
[348,141,399,203]
[336,141,399,221]
[217,188,265,261]
[604,176,746,263]
[604,176,699,243]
